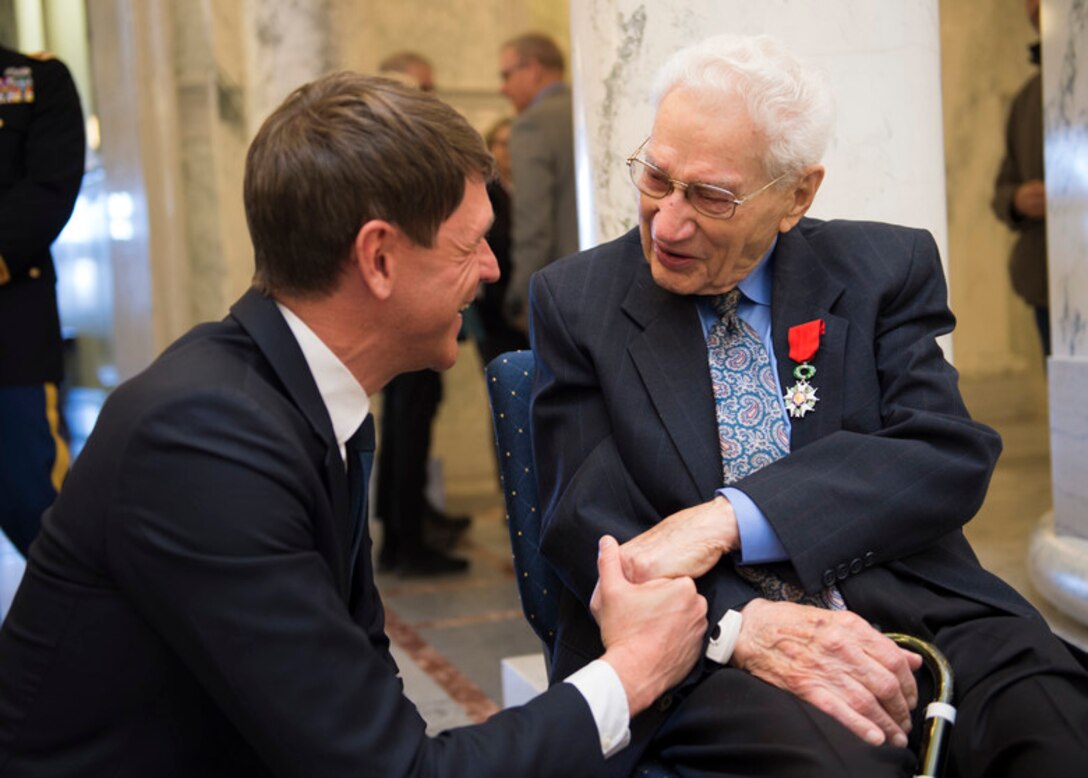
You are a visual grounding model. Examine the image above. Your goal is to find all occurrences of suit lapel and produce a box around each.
[229,288,353,599]
[771,226,848,451]
[623,270,722,500]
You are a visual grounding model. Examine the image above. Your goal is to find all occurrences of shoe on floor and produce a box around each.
[423,502,472,534]
[397,546,469,577]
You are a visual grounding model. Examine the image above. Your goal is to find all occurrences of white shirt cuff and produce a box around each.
[563,659,631,758]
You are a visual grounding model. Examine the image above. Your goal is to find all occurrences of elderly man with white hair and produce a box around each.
[530,34,1088,776]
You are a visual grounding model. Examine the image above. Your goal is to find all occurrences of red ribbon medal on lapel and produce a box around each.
[783,319,825,418]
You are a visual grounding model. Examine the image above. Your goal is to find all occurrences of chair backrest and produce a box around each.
[485,350,562,657]
[484,350,684,778]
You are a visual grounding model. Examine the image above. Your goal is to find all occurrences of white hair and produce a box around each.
[651,35,834,179]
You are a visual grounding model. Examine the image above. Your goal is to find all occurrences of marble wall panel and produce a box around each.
[1043,0,1088,542]
[570,0,947,256]
[244,0,335,131]
[1044,0,1088,360]
[86,0,191,377]
[169,1,221,323]
[209,1,252,309]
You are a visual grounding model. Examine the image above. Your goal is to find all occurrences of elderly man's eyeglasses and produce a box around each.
[625,138,788,220]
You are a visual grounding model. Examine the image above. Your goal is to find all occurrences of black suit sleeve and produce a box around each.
[738,228,1002,593]
[106,389,604,777]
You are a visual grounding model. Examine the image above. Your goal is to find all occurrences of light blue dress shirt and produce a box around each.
[694,239,789,564]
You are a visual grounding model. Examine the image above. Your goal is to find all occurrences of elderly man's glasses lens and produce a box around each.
[625,138,787,220]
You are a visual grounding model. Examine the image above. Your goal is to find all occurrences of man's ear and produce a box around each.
[778,165,825,233]
[354,220,397,301]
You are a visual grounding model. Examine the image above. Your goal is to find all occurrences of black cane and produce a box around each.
[885,633,955,778]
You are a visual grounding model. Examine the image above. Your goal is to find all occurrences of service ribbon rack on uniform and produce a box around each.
[783,319,825,418]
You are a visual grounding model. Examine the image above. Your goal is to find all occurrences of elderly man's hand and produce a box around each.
[593,536,708,715]
[619,496,739,583]
[733,599,922,748]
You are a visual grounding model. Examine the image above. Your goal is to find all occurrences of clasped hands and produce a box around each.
[606,496,922,748]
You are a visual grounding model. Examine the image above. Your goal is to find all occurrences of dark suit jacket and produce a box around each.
[530,221,1037,693]
[992,71,1046,307]
[0,46,84,386]
[506,83,578,316]
[0,289,604,776]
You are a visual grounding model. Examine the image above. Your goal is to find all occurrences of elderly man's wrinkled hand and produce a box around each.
[732,599,922,748]
[593,536,708,715]
[619,496,738,584]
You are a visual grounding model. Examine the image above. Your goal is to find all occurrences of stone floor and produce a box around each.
[1,347,1085,737]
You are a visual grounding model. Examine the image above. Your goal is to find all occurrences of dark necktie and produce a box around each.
[708,290,844,609]
[346,415,376,586]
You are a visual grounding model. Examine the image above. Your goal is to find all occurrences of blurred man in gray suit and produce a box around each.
[499,32,578,330]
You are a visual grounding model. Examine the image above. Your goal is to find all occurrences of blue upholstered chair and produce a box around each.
[486,350,678,778]
[484,350,562,662]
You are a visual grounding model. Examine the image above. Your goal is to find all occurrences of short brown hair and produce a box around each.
[378,51,433,74]
[245,72,494,297]
[504,32,565,74]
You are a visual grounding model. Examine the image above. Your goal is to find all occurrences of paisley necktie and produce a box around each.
[708,290,844,609]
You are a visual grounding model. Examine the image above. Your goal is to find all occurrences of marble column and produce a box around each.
[86,0,190,380]
[569,0,947,263]
[1029,0,1088,632]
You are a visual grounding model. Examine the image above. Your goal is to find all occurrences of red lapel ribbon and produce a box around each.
[787,319,825,363]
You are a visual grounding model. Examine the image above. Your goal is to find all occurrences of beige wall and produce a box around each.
[941,0,1045,379]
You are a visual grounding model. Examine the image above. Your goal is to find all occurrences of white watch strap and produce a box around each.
[706,609,743,664]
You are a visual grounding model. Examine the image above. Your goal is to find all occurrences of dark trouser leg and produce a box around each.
[0,384,68,556]
[375,370,442,563]
[936,615,1088,777]
[1033,305,1050,359]
[646,668,915,778]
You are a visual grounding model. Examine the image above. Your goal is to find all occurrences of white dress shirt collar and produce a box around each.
[276,302,370,463]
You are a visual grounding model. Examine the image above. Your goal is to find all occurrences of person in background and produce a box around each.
[498,32,578,331]
[0,44,85,556]
[374,51,472,576]
[468,117,528,367]
[378,50,435,92]
[992,0,1049,358]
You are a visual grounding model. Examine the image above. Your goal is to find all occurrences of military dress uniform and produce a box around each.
[0,46,85,555]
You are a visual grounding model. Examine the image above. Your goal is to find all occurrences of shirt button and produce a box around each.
[28,266,41,279]
[656,694,673,712]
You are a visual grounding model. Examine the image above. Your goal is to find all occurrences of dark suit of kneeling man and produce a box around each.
[0,73,708,776]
